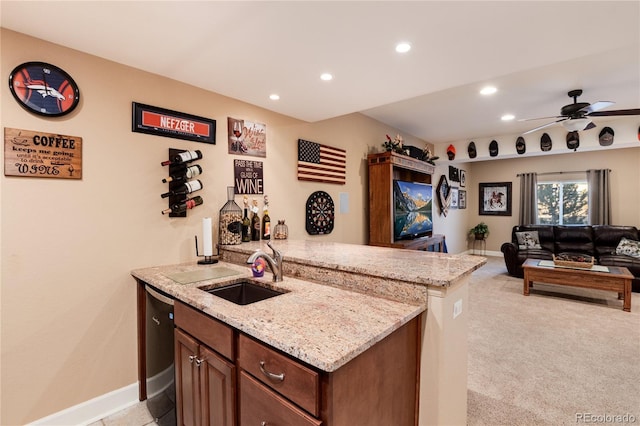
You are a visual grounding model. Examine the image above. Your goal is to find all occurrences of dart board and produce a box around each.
[305,191,334,235]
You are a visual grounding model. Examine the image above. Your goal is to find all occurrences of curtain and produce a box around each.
[519,172,537,225]
[587,169,611,225]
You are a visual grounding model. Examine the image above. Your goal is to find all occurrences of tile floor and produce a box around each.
[89,401,157,426]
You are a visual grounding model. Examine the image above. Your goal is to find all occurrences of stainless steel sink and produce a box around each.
[201,281,285,305]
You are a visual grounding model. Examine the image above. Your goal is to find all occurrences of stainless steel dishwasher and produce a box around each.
[145,284,176,426]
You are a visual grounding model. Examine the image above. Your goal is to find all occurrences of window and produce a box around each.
[536,181,588,225]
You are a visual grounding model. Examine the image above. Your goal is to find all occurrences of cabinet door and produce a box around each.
[175,329,201,426]
[199,345,236,426]
[239,372,322,426]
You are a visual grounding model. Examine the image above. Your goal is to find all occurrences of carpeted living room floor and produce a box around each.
[467,256,640,425]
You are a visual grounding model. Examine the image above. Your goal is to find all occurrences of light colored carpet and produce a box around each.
[467,257,640,425]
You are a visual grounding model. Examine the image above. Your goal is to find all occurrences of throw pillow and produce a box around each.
[615,237,640,259]
[516,231,542,249]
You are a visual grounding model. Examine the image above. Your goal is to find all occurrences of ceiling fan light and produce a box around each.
[562,118,592,132]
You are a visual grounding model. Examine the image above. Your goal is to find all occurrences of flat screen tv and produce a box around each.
[393,180,433,241]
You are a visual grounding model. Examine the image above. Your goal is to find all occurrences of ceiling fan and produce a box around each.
[521,89,640,135]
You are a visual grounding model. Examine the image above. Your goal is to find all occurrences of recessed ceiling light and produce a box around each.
[320,73,333,81]
[480,86,497,95]
[501,114,515,121]
[269,94,280,101]
[395,42,411,53]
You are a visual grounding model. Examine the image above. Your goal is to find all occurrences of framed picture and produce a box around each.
[460,170,466,188]
[436,174,452,216]
[459,189,467,209]
[450,187,459,209]
[132,102,216,144]
[228,117,267,157]
[479,182,512,216]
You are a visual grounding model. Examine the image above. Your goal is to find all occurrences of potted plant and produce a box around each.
[469,222,489,240]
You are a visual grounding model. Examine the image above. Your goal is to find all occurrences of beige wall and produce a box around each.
[2,28,639,424]
[464,147,640,253]
[0,29,432,424]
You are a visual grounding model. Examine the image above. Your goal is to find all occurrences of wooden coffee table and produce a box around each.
[522,258,632,312]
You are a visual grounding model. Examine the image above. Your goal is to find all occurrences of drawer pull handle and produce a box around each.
[259,361,285,382]
[189,355,196,364]
[261,422,268,426]
[195,358,203,367]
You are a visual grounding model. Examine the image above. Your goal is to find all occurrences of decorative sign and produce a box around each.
[234,159,264,194]
[132,102,216,144]
[227,117,266,157]
[4,127,82,179]
[297,139,346,185]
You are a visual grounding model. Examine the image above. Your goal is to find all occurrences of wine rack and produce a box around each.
[164,148,204,217]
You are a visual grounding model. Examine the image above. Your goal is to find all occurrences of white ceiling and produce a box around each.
[2,1,639,144]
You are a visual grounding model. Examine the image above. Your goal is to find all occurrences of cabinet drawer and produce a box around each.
[175,301,234,361]
[240,371,322,426]
[238,334,320,417]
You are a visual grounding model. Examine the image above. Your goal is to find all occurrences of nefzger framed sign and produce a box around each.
[132,102,216,144]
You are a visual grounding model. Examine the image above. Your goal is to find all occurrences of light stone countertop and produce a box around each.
[131,261,424,372]
[220,240,487,287]
[133,240,485,372]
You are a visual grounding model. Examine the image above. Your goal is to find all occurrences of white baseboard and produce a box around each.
[28,382,140,426]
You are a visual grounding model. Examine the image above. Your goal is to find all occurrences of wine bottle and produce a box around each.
[262,208,271,240]
[241,208,251,242]
[251,210,261,241]
[160,179,203,198]
[162,164,202,183]
[160,149,203,166]
[162,196,203,215]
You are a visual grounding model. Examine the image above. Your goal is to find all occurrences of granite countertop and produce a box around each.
[220,240,487,287]
[131,261,424,372]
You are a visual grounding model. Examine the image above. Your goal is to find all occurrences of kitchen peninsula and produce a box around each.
[221,240,486,426]
[133,240,485,425]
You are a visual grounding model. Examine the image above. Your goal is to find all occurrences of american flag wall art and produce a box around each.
[297,139,346,185]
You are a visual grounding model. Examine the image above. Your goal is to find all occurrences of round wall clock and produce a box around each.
[305,191,335,235]
[9,62,80,117]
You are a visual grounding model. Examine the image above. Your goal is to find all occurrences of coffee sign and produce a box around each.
[4,127,82,179]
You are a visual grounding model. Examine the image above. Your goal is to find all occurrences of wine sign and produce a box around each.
[234,159,264,194]
[4,127,82,179]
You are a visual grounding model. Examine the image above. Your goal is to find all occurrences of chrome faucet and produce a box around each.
[246,241,283,282]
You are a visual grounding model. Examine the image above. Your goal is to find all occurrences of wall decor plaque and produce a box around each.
[4,127,82,179]
[234,159,264,194]
[132,102,216,144]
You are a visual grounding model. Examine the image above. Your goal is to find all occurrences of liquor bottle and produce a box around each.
[241,208,251,242]
[162,196,203,215]
[160,149,203,166]
[162,164,202,183]
[160,179,203,198]
[262,207,271,240]
[251,210,261,241]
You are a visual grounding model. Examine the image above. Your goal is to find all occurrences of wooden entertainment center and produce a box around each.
[368,151,445,252]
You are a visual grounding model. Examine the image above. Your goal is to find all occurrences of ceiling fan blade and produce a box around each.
[583,122,597,131]
[579,101,614,114]
[518,115,563,122]
[588,108,640,117]
[522,118,567,135]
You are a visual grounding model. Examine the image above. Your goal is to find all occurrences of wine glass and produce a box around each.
[232,121,242,151]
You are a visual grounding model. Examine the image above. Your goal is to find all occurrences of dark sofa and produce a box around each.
[501,225,640,292]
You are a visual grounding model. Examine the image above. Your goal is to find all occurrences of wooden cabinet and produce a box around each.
[238,334,320,417]
[174,300,419,426]
[238,318,419,426]
[368,151,444,251]
[175,303,236,426]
